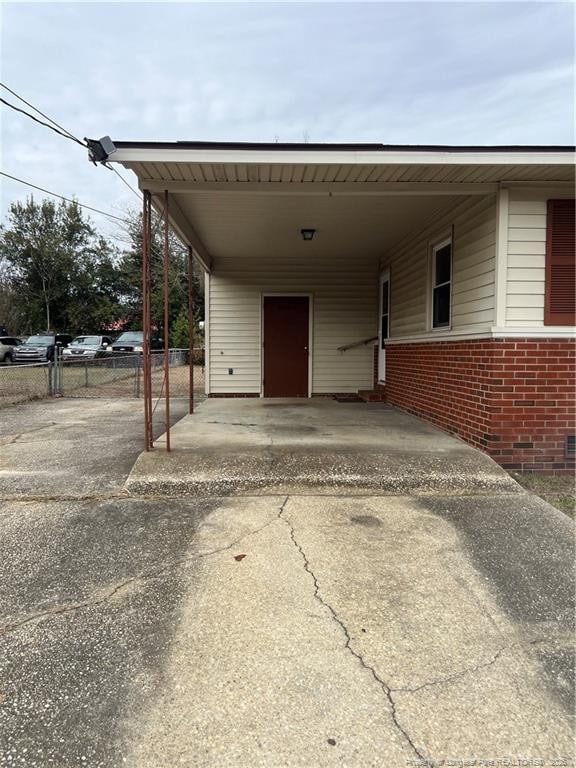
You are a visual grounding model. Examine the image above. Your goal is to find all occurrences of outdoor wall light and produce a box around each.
[300,228,316,241]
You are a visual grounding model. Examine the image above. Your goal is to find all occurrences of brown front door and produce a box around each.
[263,296,309,397]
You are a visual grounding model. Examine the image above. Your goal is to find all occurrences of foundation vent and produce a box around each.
[566,435,576,459]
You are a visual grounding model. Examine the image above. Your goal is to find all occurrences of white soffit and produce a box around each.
[107,145,574,265]
[165,192,465,261]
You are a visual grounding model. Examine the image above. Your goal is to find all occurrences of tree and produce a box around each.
[171,306,204,349]
[116,208,204,344]
[0,197,204,342]
[0,197,124,334]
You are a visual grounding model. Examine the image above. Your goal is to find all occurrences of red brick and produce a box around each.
[385,337,576,474]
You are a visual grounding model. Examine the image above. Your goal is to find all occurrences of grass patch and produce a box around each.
[511,472,576,518]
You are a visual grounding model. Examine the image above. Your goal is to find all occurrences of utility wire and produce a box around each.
[0,96,86,148]
[0,83,142,207]
[2,170,179,267]
[109,165,142,198]
[1,170,126,223]
[0,81,84,144]
[0,82,183,256]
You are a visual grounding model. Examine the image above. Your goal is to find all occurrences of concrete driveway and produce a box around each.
[0,397,573,767]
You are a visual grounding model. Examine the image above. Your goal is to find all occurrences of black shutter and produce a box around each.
[545,199,575,326]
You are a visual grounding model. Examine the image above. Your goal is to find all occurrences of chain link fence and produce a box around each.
[0,349,206,410]
[0,362,54,409]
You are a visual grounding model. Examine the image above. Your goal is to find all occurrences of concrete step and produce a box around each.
[358,389,386,402]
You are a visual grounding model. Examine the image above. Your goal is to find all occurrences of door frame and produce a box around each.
[378,270,390,383]
[260,293,313,398]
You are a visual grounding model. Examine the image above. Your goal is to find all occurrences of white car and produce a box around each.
[62,335,113,360]
[0,336,22,364]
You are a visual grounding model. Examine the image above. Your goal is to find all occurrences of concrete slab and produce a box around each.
[3,493,572,767]
[1,398,573,767]
[0,397,188,499]
[126,399,521,496]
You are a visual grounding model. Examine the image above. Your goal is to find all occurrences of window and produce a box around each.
[545,199,575,326]
[378,271,390,382]
[431,237,452,329]
[380,275,390,345]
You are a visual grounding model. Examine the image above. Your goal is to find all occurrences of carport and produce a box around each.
[94,140,574,464]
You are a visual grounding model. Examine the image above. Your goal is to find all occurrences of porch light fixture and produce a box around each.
[300,228,316,241]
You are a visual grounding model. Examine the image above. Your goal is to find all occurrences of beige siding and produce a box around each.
[506,190,546,326]
[382,195,497,337]
[209,255,378,394]
[505,189,574,327]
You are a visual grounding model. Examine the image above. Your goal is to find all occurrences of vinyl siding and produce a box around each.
[208,255,378,394]
[381,195,497,338]
[505,189,574,327]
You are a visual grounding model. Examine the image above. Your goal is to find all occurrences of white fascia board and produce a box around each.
[108,148,575,167]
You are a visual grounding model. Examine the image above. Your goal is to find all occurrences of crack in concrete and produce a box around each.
[0,422,59,446]
[0,577,139,639]
[0,506,285,639]
[278,497,427,763]
[391,637,551,696]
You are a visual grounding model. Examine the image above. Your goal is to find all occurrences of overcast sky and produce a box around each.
[1,1,574,240]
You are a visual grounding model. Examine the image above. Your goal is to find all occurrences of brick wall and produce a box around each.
[385,338,576,473]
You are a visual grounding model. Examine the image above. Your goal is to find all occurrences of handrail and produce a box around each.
[337,336,378,353]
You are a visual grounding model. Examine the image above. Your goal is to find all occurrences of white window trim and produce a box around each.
[204,271,211,395]
[428,233,453,331]
[378,270,390,383]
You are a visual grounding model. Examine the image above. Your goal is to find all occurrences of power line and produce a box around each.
[0,96,86,148]
[1,170,126,223]
[0,82,142,206]
[0,80,183,252]
[0,81,84,145]
[109,165,142,199]
[1,171,181,267]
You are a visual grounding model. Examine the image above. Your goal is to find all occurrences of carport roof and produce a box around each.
[100,140,575,271]
[112,140,575,153]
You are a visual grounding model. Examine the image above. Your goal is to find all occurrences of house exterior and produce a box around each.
[103,141,575,472]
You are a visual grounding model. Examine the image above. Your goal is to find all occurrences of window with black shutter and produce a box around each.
[545,199,575,326]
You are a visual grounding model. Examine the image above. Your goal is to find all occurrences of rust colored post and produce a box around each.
[142,190,153,451]
[187,245,195,414]
[163,190,171,452]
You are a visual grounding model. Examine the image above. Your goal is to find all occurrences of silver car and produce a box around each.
[62,335,113,360]
[0,336,22,364]
[13,333,73,363]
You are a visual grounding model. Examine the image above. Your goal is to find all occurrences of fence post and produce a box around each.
[85,362,89,388]
[133,358,141,398]
[51,348,62,396]
[57,348,63,395]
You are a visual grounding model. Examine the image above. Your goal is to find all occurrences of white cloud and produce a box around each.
[1,1,573,236]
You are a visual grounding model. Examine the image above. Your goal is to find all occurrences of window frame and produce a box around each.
[378,269,390,383]
[428,233,453,331]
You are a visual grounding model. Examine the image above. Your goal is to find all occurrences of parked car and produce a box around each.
[13,333,73,363]
[0,336,22,364]
[111,331,163,354]
[62,335,113,360]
